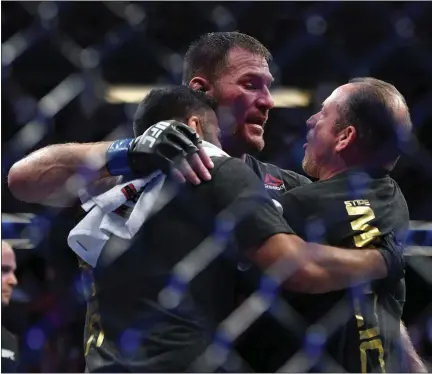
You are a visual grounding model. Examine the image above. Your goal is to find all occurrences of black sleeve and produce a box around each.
[1,328,19,372]
[210,158,295,254]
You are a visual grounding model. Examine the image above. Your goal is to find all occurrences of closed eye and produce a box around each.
[243,82,257,90]
[241,74,273,91]
[2,265,12,274]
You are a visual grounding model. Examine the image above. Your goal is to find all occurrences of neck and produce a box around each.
[318,159,389,180]
[318,153,356,180]
[318,165,348,181]
[317,157,350,180]
[222,141,248,159]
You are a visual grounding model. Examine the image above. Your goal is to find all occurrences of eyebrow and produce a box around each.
[242,72,274,84]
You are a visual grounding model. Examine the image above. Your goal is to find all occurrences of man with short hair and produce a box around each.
[132,85,221,146]
[184,32,311,192]
[74,85,235,372]
[238,78,426,373]
[302,77,411,178]
[1,241,18,307]
[2,241,19,373]
[183,32,273,156]
[282,78,422,373]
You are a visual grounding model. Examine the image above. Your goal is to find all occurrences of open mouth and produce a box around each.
[247,117,267,127]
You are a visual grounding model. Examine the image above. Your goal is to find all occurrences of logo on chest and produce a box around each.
[264,173,285,191]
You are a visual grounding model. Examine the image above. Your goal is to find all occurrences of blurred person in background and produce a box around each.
[6,31,423,372]
[2,241,19,373]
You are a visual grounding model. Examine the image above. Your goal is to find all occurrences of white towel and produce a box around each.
[68,141,229,267]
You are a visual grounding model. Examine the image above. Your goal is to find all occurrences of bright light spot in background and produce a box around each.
[105,85,311,108]
[306,15,327,36]
[27,327,45,350]
[395,17,414,39]
[120,329,141,354]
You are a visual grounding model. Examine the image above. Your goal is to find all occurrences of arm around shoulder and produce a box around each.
[250,234,389,294]
[8,142,113,207]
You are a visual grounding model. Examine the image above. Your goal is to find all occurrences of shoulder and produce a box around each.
[211,156,261,182]
[279,178,341,218]
[1,327,18,372]
[206,157,279,213]
[281,179,322,202]
[244,154,312,191]
[388,176,408,203]
[1,326,18,351]
[279,182,323,213]
[208,157,267,200]
[210,155,241,171]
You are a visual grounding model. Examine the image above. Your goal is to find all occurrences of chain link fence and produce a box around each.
[2,1,432,372]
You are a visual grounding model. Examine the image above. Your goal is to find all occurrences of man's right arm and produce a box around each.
[251,233,390,294]
[212,158,403,294]
[8,142,115,207]
[8,121,214,207]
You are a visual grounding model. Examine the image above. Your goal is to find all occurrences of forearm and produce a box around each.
[400,321,427,372]
[253,234,388,294]
[297,243,388,293]
[8,142,113,206]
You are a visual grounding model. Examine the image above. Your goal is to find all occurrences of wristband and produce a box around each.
[106,138,133,176]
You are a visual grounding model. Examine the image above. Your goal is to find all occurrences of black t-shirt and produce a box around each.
[81,156,294,373]
[239,168,409,373]
[245,154,312,198]
[2,326,18,373]
[234,154,312,271]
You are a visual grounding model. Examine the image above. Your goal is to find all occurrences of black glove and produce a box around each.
[106,120,201,176]
[374,231,406,286]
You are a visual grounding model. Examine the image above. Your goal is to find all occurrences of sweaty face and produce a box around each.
[2,244,17,306]
[302,85,354,179]
[208,48,274,155]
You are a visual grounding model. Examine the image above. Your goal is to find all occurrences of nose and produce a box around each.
[306,113,318,129]
[8,272,18,286]
[257,86,274,111]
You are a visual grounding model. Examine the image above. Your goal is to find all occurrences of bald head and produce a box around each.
[335,77,412,169]
[2,241,17,306]
[348,77,411,127]
[2,240,13,255]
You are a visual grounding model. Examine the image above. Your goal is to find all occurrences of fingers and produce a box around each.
[169,153,212,186]
[189,152,212,182]
[173,122,214,173]
[170,168,186,184]
[167,123,214,184]
[197,144,214,170]
[173,158,201,185]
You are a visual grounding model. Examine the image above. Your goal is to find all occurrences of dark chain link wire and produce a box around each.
[2,1,432,371]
